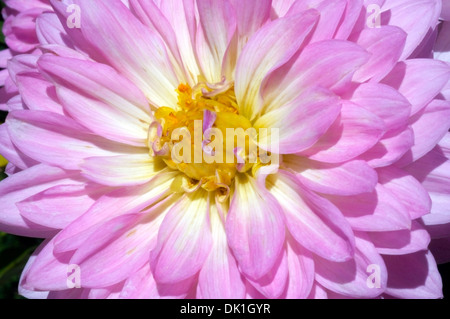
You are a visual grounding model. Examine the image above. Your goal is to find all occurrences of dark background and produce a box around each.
[0,0,449,299]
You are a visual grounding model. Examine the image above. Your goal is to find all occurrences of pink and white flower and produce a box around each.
[0,0,449,299]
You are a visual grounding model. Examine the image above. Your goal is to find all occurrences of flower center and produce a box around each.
[148,81,269,194]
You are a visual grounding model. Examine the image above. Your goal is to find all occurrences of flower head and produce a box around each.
[1,0,450,299]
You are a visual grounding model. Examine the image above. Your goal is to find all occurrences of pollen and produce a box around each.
[147,81,273,196]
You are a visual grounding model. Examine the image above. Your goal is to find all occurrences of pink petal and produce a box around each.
[398,100,450,166]
[271,0,296,17]
[53,172,177,254]
[381,59,450,115]
[197,210,245,299]
[38,54,152,126]
[315,233,387,298]
[0,164,80,237]
[195,0,236,83]
[70,212,162,288]
[383,251,443,299]
[246,249,289,299]
[254,87,341,154]
[285,0,347,42]
[235,9,319,121]
[299,101,385,163]
[282,239,315,299]
[351,83,411,131]
[352,26,406,82]
[16,72,64,114]
[17,183,110,230]
[226,174,286,279]
[128,0,187,82]
[158,0,200,85]
[358,127,414,167]
[381,0,441,59]
[151,192,212,284]
[73,0,179,107]
[327,184,411,232]
[404,134,450,227]
[263,40,370,113]
[231,0,271,41]
[6,110,142,170]
[284,155,378,196]
[0,123,38,170]
[21,238,73,291]
[377,166,431,219]
[334,0,364,40]
[120,263,194,299]
[268,171,355,262]
[36,12,73,48]
[368,221,430,255]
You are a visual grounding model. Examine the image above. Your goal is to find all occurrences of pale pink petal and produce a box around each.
[195,0,236,83]
[246,249,289,299]
[397,100,450,166]
[158,0,200,86]
[263,40,369,113]
[398,100,450,166]
[151,191,212,284]
[70,210,165,288]
[197,207,245,299]
[315,233,387,298]
[21,238,73,291]
[6,110,143,170]
[55,86,149,146]
[17,184,111,230]
[351,83,411,131]
[327,184,411,232]
[226,174,285,279]
[381,0,441,59]
[36,12,74,48]
[352,26,406,82]
[285,0,347,43]
[368,221,430,255]
[271,0,296,18]
[282,239,315,299]
[299,101,385,163]
[284,155,378,196]
[53,172,177,254]
[73,0,179,107]
[381,59,450,115]
[267,171,355,262]
[358,127,414,167]
[0,123,38,170]
[235,9,319,121]
[254,87,341,154]
[128,0,187,83]
[404,134,450,227]
[377,166,431,219]
[334,0,364,40]
[0,164,81,237]
[120,263,194,299]
[15,72,64,114]
[38,54,152,123]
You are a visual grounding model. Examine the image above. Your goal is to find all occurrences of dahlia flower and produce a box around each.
[0,0,450,299]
